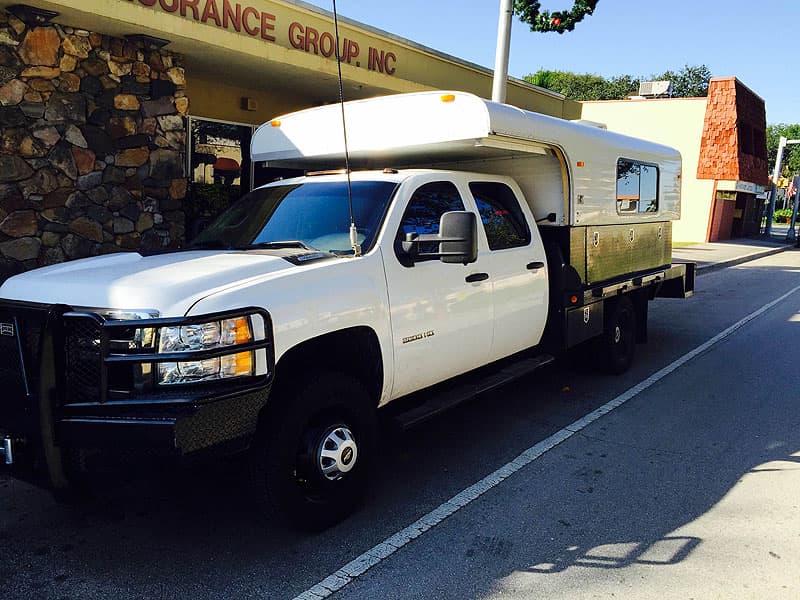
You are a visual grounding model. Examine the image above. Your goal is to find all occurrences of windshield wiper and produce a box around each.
[182,241,237,251]
[238,240,319,251]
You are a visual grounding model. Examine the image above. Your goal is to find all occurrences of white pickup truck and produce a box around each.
[0,92,693,529]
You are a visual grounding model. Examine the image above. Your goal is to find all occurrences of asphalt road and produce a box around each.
[2,250,800,599]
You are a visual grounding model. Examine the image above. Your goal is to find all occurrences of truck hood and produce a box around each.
[0,250,301,316]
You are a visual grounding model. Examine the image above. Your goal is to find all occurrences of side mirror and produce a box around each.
[400,211,478,265]
[439,211,477,264]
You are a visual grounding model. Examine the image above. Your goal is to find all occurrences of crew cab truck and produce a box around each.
[0,91,693,529]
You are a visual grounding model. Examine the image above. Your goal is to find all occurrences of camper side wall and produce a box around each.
[572,151,681,226]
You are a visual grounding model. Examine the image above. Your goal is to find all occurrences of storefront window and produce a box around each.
[187,118,253,239]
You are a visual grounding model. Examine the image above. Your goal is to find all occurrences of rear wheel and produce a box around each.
[601,295,637,374]
[249,371,376,531]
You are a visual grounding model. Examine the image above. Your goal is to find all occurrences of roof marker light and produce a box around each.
[440,94,456,103]
[270,119,281,127]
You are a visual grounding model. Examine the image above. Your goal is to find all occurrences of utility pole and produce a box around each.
[492,0,514,103]
[765,136,800,236]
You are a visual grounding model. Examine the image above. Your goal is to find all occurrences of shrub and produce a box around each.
[773,209,793,223]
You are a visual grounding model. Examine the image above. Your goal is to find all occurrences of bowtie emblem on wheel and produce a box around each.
[0,323,14,337]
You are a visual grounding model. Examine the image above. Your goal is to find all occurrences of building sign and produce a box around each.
[124,0,398,75]
[288,22,396,74]
[717,180,766,195]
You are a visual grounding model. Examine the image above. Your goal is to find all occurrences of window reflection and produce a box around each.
[187,119,253,239]
[616,159,659,214]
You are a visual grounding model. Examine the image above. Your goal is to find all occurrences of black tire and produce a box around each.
[249,371,377,531]
[600,295,637,374]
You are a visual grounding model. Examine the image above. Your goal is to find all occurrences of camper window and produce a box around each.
[616,159,659,214]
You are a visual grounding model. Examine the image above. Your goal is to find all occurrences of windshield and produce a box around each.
[190,180,398,254]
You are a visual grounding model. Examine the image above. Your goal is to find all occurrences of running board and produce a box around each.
[391,354,555,430]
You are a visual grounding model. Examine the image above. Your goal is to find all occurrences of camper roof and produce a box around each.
[251,91,679,170]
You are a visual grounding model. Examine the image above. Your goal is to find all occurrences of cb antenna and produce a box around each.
[332,0,361,256]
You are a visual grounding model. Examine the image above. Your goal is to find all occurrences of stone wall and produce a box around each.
[0,10,188,283]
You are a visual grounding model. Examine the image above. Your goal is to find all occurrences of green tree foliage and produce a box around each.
[526,70,636,100]
[525,64,712,101]
[767,124,800,176]
[657,65,712,98]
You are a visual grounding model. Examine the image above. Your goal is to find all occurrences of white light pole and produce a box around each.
[492,0,514,103]
[765,136,800,236]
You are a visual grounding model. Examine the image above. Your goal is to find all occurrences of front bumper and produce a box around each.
[0,300,274,487]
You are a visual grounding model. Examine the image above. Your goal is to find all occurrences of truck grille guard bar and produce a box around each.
[62,307,274,405]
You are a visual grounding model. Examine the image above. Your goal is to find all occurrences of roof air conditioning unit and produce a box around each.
[638,80,673,98]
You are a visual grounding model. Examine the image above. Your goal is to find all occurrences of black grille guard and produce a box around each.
[62,307,274,404]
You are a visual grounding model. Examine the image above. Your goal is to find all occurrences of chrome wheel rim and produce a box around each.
[317,426,358,481]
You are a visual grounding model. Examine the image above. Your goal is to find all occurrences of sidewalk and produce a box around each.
[672,225,796,274]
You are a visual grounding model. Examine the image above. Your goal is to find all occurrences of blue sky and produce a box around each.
[304,0,798,125]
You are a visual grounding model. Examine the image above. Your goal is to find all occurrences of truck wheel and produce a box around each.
[601,295,637,374]
[249,372,377,531]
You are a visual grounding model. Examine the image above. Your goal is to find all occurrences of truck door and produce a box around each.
[383,178,493,398]
[467,180,548,362]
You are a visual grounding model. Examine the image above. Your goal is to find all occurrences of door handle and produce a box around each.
[465,272,489,283]
[526,261,545,270]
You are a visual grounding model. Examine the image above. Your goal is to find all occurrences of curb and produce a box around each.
[691,244,795,275]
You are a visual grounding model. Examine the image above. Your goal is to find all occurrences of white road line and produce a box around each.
[293,283,800,600]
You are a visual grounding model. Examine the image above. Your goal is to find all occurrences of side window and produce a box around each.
[616,159,659,214]
[469,182,531,250]
[616,160,640,213]
[397,181,465,259]
[639,165,658,212]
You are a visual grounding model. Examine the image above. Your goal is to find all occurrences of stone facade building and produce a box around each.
[0,10,188,282]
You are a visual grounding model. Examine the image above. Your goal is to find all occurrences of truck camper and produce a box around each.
[0,91,693,529]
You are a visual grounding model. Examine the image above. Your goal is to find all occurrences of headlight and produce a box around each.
[156,314,264,385]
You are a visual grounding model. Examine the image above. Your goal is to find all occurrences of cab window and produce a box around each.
[397,181,465,260]
[469,182,530,250]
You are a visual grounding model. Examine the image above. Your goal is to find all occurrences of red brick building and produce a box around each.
[697,78,769,240]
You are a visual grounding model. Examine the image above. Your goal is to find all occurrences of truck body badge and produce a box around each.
[402,330,435,344]
[583,308,590,324]
[0,323,14,337]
